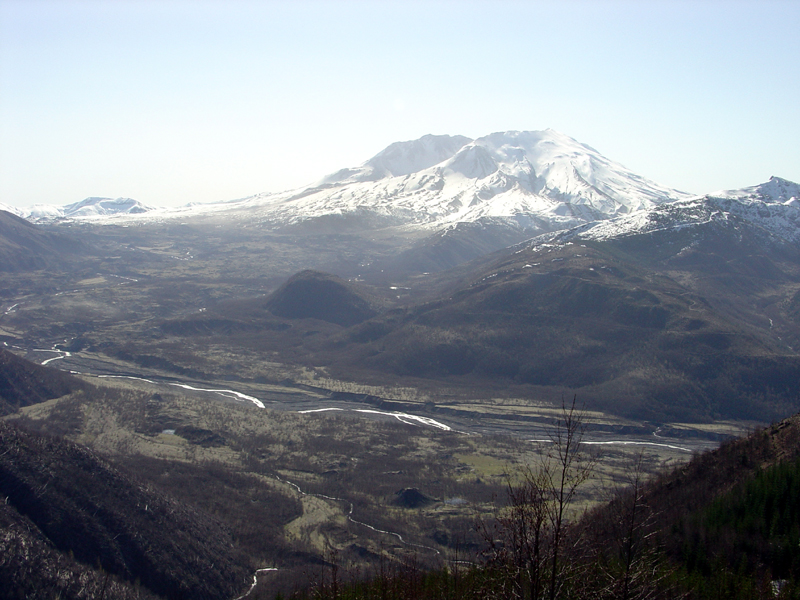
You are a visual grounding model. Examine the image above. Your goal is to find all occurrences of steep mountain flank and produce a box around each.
[0,349,86,415]
[0,500,159,600]
[584,412,800,594]
[0,421,250,600]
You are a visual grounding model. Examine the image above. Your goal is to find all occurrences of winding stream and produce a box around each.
[273,474,441,556]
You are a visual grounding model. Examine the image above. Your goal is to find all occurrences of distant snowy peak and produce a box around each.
[551,177,800,244]
[22,197,154,221]
[63,197,153,217]
[8,130,692,236]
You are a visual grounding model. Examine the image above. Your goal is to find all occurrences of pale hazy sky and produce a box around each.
[1,0,799,208]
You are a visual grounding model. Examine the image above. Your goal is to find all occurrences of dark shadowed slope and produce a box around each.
[0,209,88,272]
[0,421,250,600]
[265,269,379,327]
[330,213,800,422]
[0,499,159,600]
[0,348,86,415]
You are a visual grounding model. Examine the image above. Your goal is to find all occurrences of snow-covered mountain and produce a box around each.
[320,134,474,183]
[538,176,800,245]
[18,197,154,221]
[233,129,691,233]
[9,133,798,273]
[63,197,153,218]
[8,131,691,235]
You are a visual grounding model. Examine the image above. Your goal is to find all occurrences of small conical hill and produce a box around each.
[265,270,378,327]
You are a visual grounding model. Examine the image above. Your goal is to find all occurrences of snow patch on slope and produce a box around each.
[543,176,800,245]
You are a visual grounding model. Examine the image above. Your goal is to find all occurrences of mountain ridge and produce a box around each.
[0,209,90,271]
[532,175,800,246]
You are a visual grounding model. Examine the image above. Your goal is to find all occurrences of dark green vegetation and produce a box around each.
[685,459,800,586]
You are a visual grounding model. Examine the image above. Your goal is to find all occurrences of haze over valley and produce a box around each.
[3,128,800,598]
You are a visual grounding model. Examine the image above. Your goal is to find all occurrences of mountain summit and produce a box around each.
[322,134,473,183]
[247,129,691,233]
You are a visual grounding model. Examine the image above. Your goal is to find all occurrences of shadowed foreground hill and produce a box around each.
[0,500,160,600]
[0,348,86,415]
[0,421,250,600]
